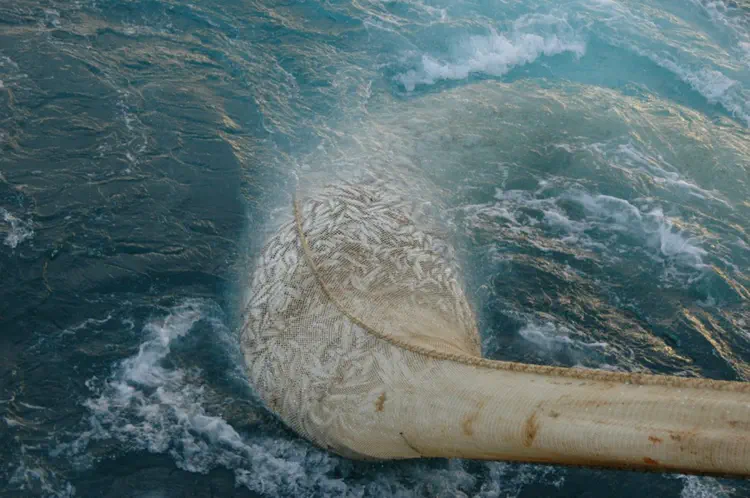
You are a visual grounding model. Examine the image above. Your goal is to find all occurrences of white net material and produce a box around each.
[240,174,750,475]
[241,174,476,455]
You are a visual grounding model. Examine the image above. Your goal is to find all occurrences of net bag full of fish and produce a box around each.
[240,165,750,477]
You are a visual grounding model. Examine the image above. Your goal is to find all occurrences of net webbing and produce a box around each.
[241,180,750,476]
[291,191,749,394]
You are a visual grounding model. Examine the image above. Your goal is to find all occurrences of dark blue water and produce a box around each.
[1,0,748,496]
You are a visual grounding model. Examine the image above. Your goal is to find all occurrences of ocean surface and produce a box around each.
[1,0,749,497]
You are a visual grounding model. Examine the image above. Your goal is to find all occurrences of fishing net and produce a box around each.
[240,172,478,455]
[240,170,750,473]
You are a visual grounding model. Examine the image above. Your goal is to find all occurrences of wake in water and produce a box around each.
[1,0,749,496]
[55,301,565,498]
[465,187,710,282]
[389,1,750,125]
[395,15,586,91]
[0,207,34,249]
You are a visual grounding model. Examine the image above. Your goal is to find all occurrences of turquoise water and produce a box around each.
[1,0,749,497]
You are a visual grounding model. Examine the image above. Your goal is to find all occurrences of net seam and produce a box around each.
[293,193,750,393]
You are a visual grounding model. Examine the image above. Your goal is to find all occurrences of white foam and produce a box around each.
[0,207,34,249]
[463,186,709,282]
[518,321,609,366]
[573,193,708,268]
[648,208,707,262]
[462,192,595,257]
[626,47,750,125]
[571,0,750,124]
[0,55,19,70]
[679,475,732,498]
[61,314,114,336]
[689,0,750,66]
[396,15,585,91]
[7,445,75,498]
[611,143,729,205]
[735,237,750,252]
[59,300,560,496]
[684,67,737,102]
[18,401,48,410]
[3,417,25,427]
[741,42,750,63]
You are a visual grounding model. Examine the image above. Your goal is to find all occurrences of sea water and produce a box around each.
[0,0,748,496]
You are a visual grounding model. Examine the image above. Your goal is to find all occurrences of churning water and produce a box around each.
[1,0,748,496]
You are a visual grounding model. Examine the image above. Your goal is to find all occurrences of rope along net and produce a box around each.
[240,178,750,471]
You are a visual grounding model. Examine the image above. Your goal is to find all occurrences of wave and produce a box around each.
[579,0,750,125]
[395,15,585,91]
[0,207,34,249]
[571,192,708,269]
[463,186,709,279]
[689,0,750,65]
[602,143,731,206]
[643,53,750,124]
[679,474,733,498]
[8,458,75,498]
[55,300,564,497]
[517,320,611,366]
[390,1,750,124]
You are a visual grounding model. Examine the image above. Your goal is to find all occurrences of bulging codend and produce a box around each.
[318,348,750,477]
[241,180,750,478]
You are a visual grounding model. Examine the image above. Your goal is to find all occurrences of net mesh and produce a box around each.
[240,174,478,455]
[240,174,750,470]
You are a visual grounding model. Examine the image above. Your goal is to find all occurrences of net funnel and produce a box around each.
[240,177,750,476]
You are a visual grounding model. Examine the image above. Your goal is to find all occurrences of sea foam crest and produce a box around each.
[396,14,585,91]
[463,187,708,275]
[0,207,34,249]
